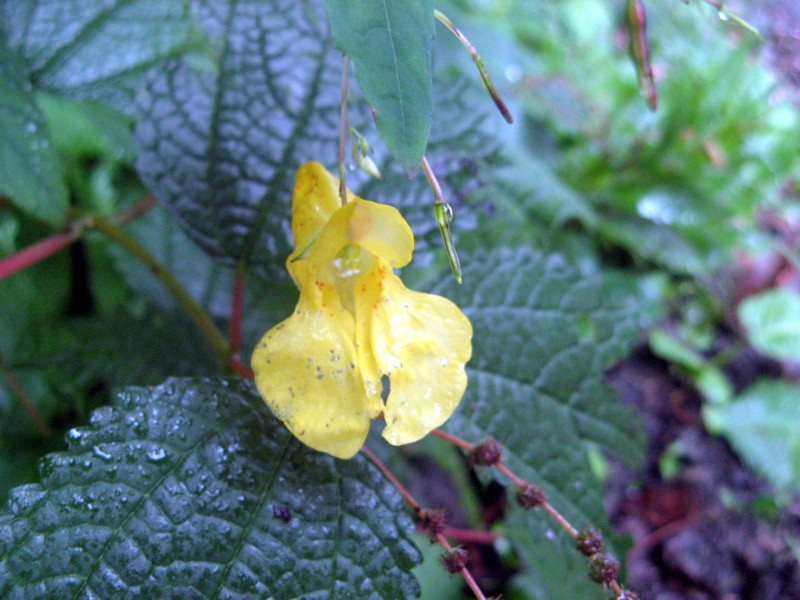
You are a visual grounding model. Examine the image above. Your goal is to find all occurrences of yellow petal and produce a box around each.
[289,162,348,257]
[355,262,473,445]
[309,199,414,273]
[251,290,379,459]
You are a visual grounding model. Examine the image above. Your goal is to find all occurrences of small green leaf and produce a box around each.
[694,365,733,406]
[324,0,434,172]
[649,328,707,371]
[0,378,422,599]
[0,40,68,226]
[738,288,800,362]
[704,379,800,491]
[509,511,606,600]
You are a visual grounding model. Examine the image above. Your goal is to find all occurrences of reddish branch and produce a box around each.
[362,445,489,600]
[230,263,247,354]
[0,195,156,282]
[0,352,52,438]
[431,429,633,599]
[0,227,83,280]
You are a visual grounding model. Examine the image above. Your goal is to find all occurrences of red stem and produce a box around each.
[442,527,498,545]
[0,194,157,282]
[0,229,80,280]
[362,445,488,600]
[362,445,422,512]
[431,428,473,451]
[433,532,487,600]
[0,356,52,438]
[231,358,254,379]
[230,263,246,354]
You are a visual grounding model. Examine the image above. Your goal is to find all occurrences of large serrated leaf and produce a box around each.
[0,39,68,226]
[323,0,434,172]
[134,0,371,275]
[425,247,652,597]
[1,0,197,112]
[134,0,500,276]
[0,378,421,599]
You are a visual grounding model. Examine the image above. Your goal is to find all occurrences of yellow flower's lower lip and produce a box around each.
[251,162,472,459]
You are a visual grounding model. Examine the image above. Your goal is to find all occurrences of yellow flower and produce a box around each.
[251,162,472,459]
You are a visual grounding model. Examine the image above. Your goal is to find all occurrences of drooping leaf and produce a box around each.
[1,0,197,112]
[0,39,68,226]
[0,378,421,599]
[134,0,499,276]
[738,288,800,363]
[323,0,434,172]
[704,379,800,492]
[425,247,656,597]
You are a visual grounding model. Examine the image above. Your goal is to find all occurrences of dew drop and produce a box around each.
[505,64,522,83]
[146,447,167,463]
[92,446,113,461]
[443,203,454,224]
[25,121,37,133]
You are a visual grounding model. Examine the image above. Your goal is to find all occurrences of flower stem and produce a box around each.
[422,157,462,284]
[338,55,350,206]
[434,9,513,124]
[698,0,759,35]
[626,0,658,110]
[91,215,231,370]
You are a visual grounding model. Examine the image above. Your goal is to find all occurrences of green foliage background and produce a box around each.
[0,0,797,598]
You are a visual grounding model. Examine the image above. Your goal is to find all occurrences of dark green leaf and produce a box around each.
[0,378,421,599]
[426,247,654,596]
[323,0,434,172]
[134,0,369,274]
[0,40,68,226]
[1,0,197,112]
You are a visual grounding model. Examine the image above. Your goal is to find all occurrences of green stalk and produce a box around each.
[422,157,462,284]
[91,216,231,370]
[434,9,513,123]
